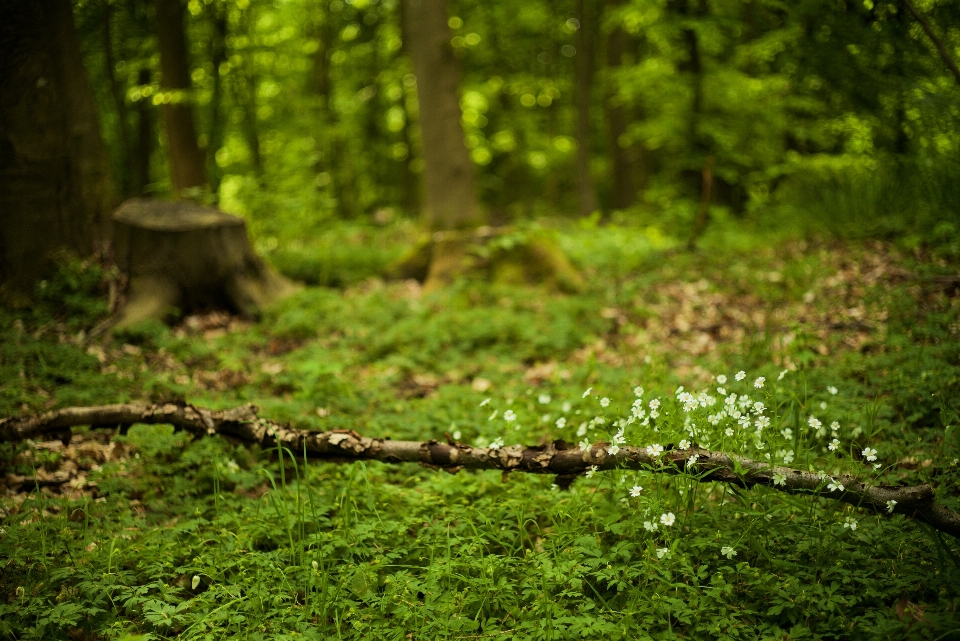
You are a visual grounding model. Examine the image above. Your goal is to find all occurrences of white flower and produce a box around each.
[781,450,795,464]
[830,421,840,433]
[656,547,671,559]
[585,465,598,478]
[842,517,858,531]
[452,430,462,440]
[687,454,700,466]
[781,427,793,439]
[720,546,737,559]
[562,401,572,412]
[708,414,721,426]
[646,444,664,458]
[772,472,786,487]
[649,399,661,410]
[678,439,690,450]
[827,480,844,493]
[862,447,877,462]
[828,438,840,452]
[649,409,660,419]
[754,377,765,389]
[873,463,881,470]
[600,397,610,408]
[479,398,491,407]
[643,520,658,532]
[755,416,771,429]
[578,439,591,452]
[607,444,621,456]
[503,410,517,422]
[192,575,201,590]
[488,410,498,421]
[778,369,788,381]
[634,386,645,397]
[735,371,746,381]
[630,485,643,497]
[716,374,728,385]
[717,387,727,396]
[808,416,822,430]
[820,401,827,410]
[489,437,504,450]
[724,428,734,437]
[555,417,567,429]
[725,394,736,407]
[538,394,551,404]
[576,422,588,437]
[827,386,838,395]
[660,512,676,527]
[886,499,897,513]
[582,387,592,398]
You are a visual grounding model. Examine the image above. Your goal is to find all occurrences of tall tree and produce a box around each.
[206,0,228,196]
[604,0,636,211]
[101,0,134,197]
[403,0,481,231]
[154,0,207,194]
[574,0,599,218]
[0,0,114,297]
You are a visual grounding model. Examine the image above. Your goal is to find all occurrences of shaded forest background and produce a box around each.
[74,0,960,249]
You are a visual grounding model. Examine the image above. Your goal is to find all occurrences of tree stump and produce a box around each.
[112,198,297,327]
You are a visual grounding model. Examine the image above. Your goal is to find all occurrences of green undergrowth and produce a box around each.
[1,223,960,639]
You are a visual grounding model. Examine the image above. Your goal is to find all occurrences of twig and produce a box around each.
[2,402,958,538]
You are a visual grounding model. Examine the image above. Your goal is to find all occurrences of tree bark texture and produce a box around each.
[0,0,114,298]
[111,198,298,326]
[3,402,958,539]
[574,0,599,218]
[155,0,208,193]
[404,0,481,232]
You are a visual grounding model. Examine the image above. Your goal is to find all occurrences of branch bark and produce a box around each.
[3,402,958,538]
[900,0,960,88]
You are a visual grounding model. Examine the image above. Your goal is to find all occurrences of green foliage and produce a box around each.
[3,225,960,638]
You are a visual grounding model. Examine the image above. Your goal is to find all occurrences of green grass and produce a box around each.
[1,223,959,640]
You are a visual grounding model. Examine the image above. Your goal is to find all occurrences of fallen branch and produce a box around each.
[2,402,958,538]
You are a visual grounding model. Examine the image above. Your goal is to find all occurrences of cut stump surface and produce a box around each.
[112,198,297,327]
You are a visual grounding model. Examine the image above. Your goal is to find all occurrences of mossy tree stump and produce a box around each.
[112,198,297,327]
[389,226,585,293]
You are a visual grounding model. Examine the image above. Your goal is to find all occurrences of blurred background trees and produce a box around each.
[60,0,960,247]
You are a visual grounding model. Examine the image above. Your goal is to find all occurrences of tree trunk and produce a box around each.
[0,0,114,299]
[404,0,481,232]
[111,199,297,327]
[154,0,207,195]
[132,68,154,196]
[604,0,636,211]
[207,0,228,198]
[5,401,960,539]
[102,0,134,197]
[574,0,599,218]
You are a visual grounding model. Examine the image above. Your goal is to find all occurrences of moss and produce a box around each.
[387,227,584,293]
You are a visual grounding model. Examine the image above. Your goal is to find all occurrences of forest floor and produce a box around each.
[1,221,959,640]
